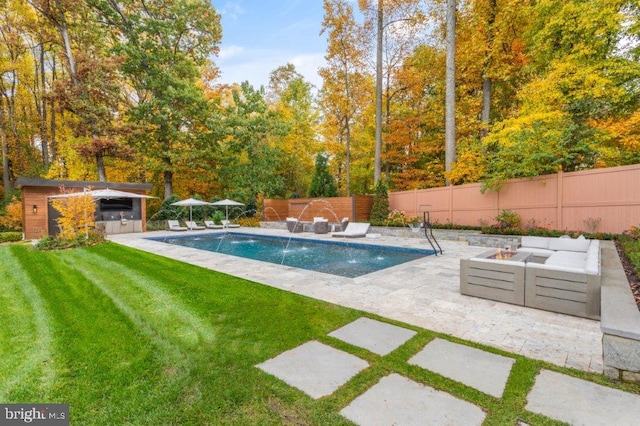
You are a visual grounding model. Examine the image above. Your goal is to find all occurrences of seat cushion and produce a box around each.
[548,238,591,253]
[521,236,551,249]
[545,251,587,270]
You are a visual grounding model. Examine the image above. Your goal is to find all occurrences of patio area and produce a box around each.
[109,228,604,373]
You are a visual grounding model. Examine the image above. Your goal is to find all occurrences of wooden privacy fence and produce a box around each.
[263,195,373,223]
[389,164,640,234]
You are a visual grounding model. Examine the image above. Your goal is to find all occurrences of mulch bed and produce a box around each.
[615,240,640,310]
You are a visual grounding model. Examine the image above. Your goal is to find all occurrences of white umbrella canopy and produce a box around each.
[48,188,156,200]
[170,198,214,222]
[211,199,244,221]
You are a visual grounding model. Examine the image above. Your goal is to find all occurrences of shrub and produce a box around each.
[211,210,225,225]
[495,210,521,229]
[51,193,96,240]
[383,210,420,227]
[0,196,23,231]
[369,180,390,225]
[35,230,105,251]
[620,234,640,277]
[236,216,260,227]
[0,232,23,243]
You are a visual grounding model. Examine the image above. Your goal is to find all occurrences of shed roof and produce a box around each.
[15,177,153,191]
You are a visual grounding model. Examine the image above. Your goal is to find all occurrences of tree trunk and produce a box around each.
[39,43,49,165]
[163,156,173,199]
[96,152,106,182]
[50,57,58,162]
[481,78,491,138]
[374,0,384,183]
[445,0,456,184]
[344,116,351,197]
[481,0,497,139]
[1,99,10,200]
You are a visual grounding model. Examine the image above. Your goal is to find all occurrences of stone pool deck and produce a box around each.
[109,228,604,373]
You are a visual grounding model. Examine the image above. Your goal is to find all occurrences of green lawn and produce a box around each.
[1,242,639,425]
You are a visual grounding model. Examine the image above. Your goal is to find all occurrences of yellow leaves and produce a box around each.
[484,111,567,149]
[0,196,23,231]
[445,142,486,185]
[51,191,96,240]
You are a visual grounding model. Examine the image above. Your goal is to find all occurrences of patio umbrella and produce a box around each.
[170,198,213,222]
[48,188,156,200]
[211,198,245,221]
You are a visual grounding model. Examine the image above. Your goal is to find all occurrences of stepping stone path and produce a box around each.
[409,338,515,398]
[257,317,640,425]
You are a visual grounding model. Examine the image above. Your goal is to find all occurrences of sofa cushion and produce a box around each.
[545,251,587,270]
[521,236,551,249]
[518,247,555,257]
[526,262,587,274]
[585,240,600,275]
[548,238,591,253]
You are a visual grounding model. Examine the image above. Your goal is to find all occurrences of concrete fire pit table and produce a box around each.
[460,249,533,306]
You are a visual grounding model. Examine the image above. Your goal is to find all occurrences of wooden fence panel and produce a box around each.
[263,196,373,223]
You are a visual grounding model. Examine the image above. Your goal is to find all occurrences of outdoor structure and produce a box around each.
[263,196,373,223]
[390,164,640,234]
[16,178,154,239]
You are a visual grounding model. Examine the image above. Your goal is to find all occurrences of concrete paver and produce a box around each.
[328,317,417,355]
[526,369,640,425]
[340,373,486,426]
[408,338,515,398]
[256,340,368,399]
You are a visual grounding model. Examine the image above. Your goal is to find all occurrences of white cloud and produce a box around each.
[216,49,325,90]
[218,1,245,20]
[218,45,245,59]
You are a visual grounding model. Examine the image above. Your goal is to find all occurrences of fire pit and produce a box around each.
[460,249,533,305]
[486,249,518,261]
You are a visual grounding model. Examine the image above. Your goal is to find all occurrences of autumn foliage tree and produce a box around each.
[51,192,95,240]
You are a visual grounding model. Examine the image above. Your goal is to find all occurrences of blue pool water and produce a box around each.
[149,232,434,278]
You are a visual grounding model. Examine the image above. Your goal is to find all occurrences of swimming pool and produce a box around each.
[150,232,434,278]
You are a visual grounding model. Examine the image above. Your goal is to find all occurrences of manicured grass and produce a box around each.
[1,242,639,424]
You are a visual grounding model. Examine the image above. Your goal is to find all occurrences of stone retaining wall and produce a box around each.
[600,241,640,384]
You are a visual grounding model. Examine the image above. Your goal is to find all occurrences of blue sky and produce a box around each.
[213,1,329,90]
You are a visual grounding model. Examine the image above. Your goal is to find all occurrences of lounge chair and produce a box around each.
[184,220,205,230]
[334,217,349,232]
[221,219,240,228]
[167,220,187,231]
[332,222,370,238]
[204,220,224,229]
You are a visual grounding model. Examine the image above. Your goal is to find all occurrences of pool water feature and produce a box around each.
[150,232,435,278]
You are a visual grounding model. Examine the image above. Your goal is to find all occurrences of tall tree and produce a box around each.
[320,0,371,196]
[444,0,456,181]
[267,64,319,197]
[359,0,426,183]
[90,0,222,197]
[219,82,288,202]
[308,153,338,197]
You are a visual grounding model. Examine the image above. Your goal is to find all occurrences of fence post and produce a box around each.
[557,170,564,230]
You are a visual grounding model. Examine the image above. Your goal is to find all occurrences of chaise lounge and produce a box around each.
[221,220,240,228]
[167,220,188,231]
[332,222,370,238]
[184,220,205,230]
[204,221,224,229]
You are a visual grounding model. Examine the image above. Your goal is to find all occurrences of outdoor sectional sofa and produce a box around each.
[520,236,601,320]
[460,236,601,320]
